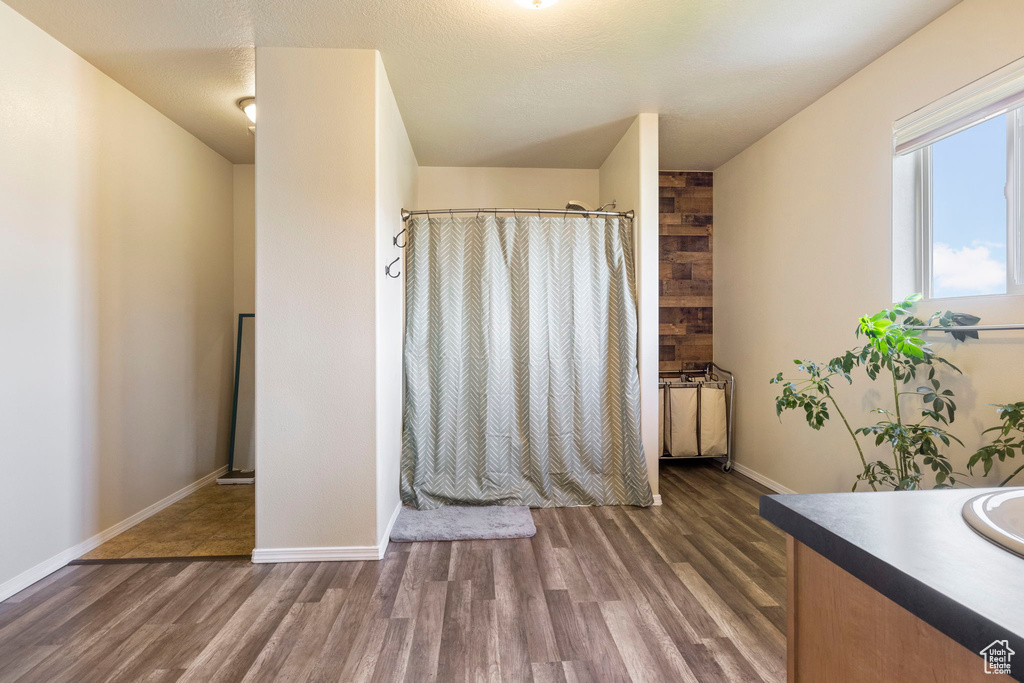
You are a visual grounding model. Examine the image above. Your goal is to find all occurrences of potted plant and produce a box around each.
[969,403,1024,486]
[770,294,979,491]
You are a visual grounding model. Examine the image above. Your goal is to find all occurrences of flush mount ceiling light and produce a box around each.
[516,0,557,8]
[237,97,256,136]
[237,97,256,123]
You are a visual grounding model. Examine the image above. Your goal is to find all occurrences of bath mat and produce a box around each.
[390,505,536,542]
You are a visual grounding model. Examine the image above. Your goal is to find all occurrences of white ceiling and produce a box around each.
[5,0,960,168]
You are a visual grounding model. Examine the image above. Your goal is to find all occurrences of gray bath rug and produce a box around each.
[390,505,537,542]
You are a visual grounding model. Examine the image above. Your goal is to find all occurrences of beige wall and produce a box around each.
[255,48,416,554]
[0,2,234,595]
[375,53,418,544]
[232,164,256,471]
[417,166,599,210]
[233,164,255,317]
[714,0,1024,493]
[599,114,661,495]
[255,47,380,551]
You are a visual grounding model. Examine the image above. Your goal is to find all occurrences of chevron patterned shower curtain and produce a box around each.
[401,214,653,509]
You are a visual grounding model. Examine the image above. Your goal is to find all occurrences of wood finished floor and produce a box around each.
[78,483,255,561]
[0,462,786,682]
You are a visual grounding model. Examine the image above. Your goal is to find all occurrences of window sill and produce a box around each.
[914,292,1024,328]
[919,291,1024,306]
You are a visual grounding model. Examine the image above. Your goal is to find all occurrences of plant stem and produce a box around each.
[827,395,877,491]
[891,370,906,482]
[1000,461,1024,487]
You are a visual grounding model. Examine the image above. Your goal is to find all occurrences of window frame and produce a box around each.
[911,107,1024,301]
[1010,108,1024,291]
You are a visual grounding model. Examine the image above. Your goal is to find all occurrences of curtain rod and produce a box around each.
[401,208,634,221]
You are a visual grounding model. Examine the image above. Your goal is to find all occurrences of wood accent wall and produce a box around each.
[659,171,713,373]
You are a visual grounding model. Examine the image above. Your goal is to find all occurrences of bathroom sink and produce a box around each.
[963,489,1024,558]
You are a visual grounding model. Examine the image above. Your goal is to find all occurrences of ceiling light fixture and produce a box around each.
[237,97,256,124]
[516,0,557,8]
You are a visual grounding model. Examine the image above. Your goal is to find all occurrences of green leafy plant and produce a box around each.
[770,294,980,491]
[968,403,1024,486]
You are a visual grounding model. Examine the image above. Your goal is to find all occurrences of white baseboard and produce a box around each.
[252,502,403,565]
[0,464,229,603]
[730,461,796,494]
[652,494,663,506]
[251,545,384,563]
[380,502,402,554]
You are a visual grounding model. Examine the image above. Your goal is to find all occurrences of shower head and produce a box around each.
[565,200,617,216]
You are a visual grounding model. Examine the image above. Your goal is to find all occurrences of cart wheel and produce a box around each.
[721,461,732,472]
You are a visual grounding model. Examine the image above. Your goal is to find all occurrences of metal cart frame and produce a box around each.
[658,362,735,472]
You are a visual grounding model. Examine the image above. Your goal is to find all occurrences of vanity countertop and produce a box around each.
[761,487,1024,677]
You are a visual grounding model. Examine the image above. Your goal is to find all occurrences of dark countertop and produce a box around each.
[761,487,1024,681]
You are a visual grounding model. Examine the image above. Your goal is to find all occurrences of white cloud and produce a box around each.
[932,242,1005,296]
[971,239,1007,249]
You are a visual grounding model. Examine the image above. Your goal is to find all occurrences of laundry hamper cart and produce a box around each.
[658,362,735,472]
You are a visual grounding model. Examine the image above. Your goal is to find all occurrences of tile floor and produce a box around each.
[77,483,255,561]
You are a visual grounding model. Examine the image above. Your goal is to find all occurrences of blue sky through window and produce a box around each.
[930,114,1007,298]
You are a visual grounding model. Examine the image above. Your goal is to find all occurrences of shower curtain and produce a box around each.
[401,213,653,509]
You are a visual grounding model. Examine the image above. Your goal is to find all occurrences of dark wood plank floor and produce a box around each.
[0,462,786,682]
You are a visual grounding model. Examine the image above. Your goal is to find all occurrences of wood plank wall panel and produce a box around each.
[660,171,713,372]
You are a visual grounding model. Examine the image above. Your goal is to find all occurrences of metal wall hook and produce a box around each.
[385,256,401,278]
[393,228,407,248]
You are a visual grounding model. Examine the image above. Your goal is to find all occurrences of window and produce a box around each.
[893,57,1024,300]
[926,112,1016,298]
